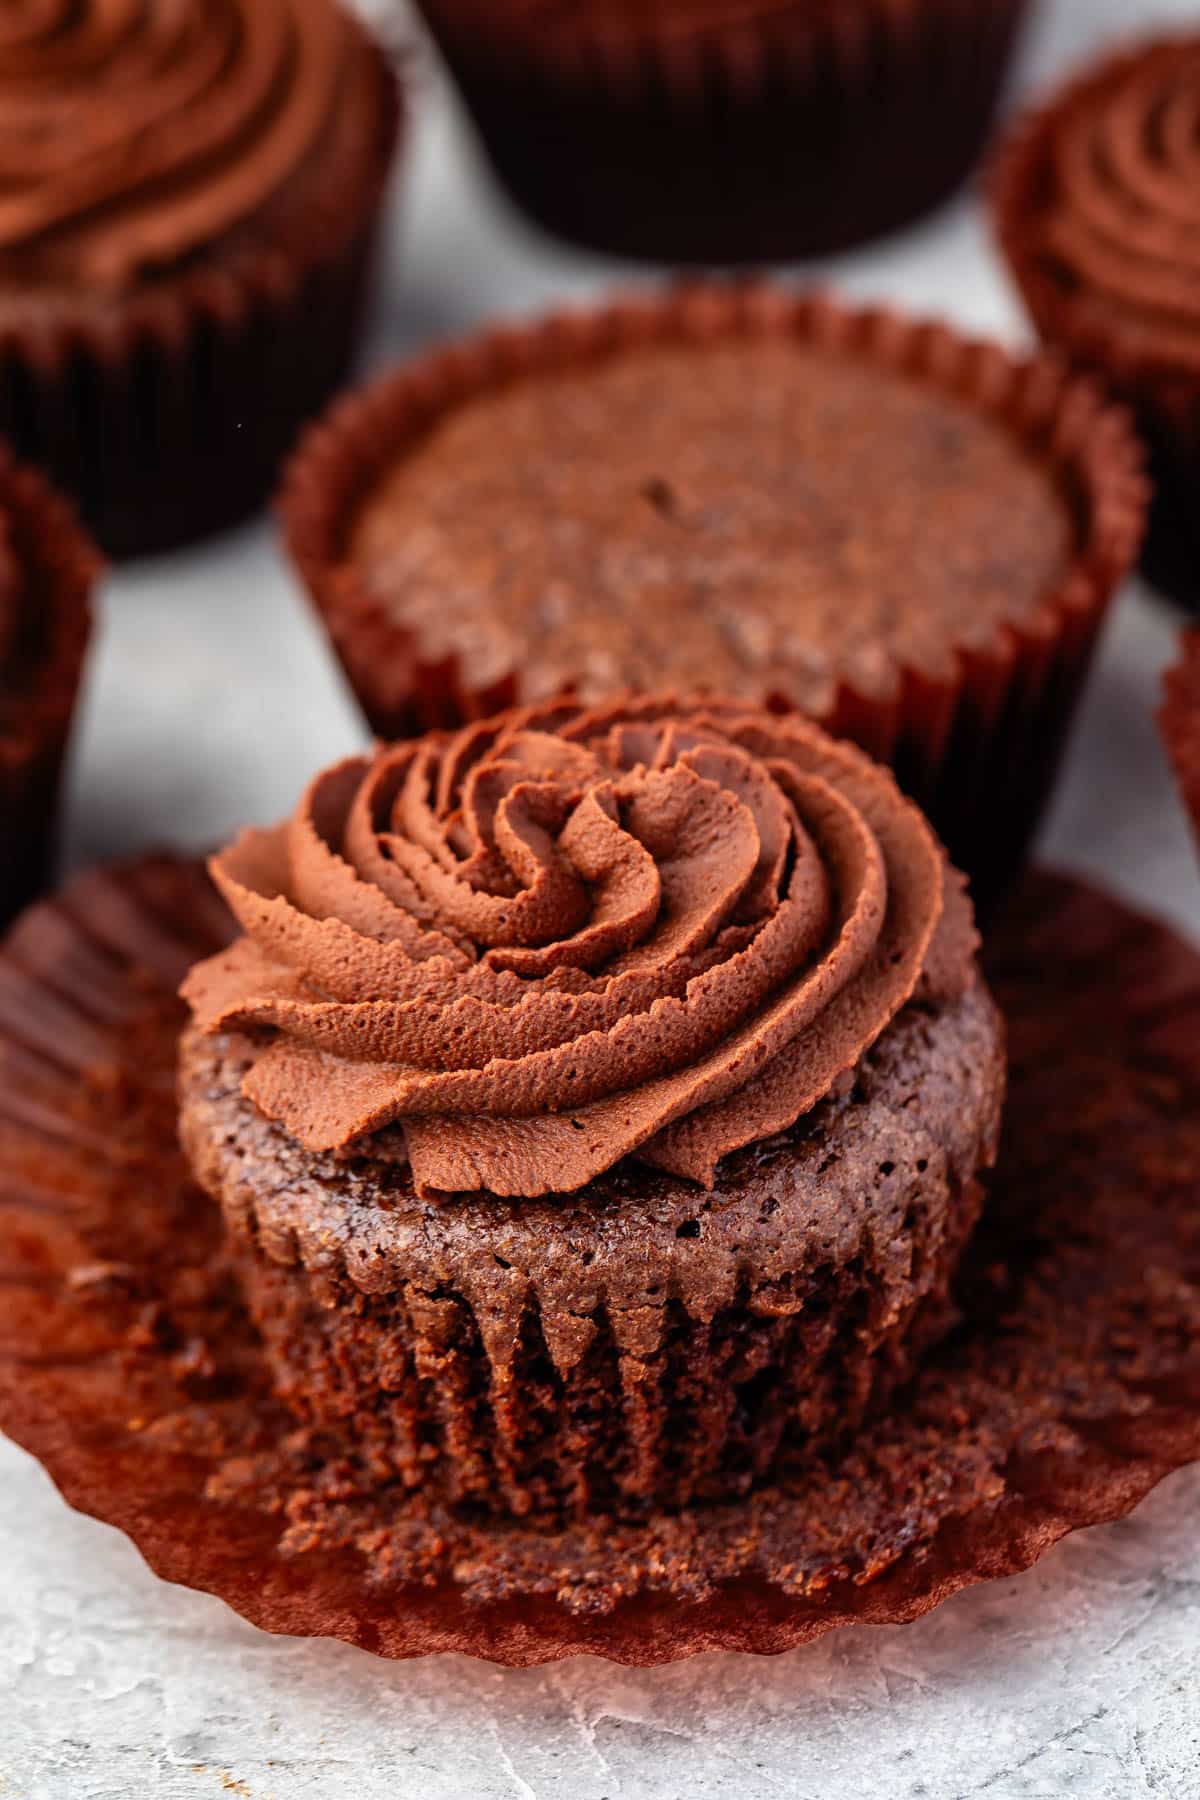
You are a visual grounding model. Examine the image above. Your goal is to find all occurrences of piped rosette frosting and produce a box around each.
[182,699,977,1200]
[1017,36,1200,372]
[0,0,353,289]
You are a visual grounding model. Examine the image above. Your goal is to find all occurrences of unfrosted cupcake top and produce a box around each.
[1006,35,1200,372]
[0,0,371,290]
[182,697,978,1199]
[349,339,1073,717]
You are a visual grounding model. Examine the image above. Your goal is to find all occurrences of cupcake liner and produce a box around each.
[415,0,1030,261]
[1,857,1198,1664]
[0,26,402,560]
[1162,631,1200,846]
[282,286,1147,899]
[0,450,98,926]
[991,37,1200,612]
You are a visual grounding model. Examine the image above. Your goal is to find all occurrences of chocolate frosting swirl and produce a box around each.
[0,0,351,288]
[1034,38,1200,364]
[182,699,975,1199]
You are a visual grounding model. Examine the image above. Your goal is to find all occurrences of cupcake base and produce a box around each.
[179,975,1000,1522]
[421,0,1030,263]
[28,225,386,560]
[0,859,1198,1665]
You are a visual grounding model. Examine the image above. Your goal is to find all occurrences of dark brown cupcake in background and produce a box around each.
[0,447,97,926]
[0,0,402,558]
[178,698,1005,1521]
[414,0,1032,262]
[1162,632,1200,845]
[283,286,1147,899]
[993,35,1200,611]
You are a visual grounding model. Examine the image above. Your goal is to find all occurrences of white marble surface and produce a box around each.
[5,1,1200,1794]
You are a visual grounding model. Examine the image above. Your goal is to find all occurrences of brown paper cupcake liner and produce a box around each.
[415,0,1030,261]
[0,450,98,926]
[991,37,1200,611]
[1,857,1198,1664]
[1162,631,1200,845]
[0,32,402,560]
[282,286,1147,898]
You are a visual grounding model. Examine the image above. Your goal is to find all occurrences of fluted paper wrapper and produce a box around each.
[416,0,1030,261]
[0,858,1197,1664]
[283,287,1147,899]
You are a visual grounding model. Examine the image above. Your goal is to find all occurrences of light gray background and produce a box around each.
[4,2,1200,1795]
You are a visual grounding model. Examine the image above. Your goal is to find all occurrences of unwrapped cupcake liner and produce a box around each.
[0,858,1198,1663]
[0,31,402,559]
[0,450,98,925]
[992,37,1200,611]
[282,286,1147,898]
[415,0,1031,261]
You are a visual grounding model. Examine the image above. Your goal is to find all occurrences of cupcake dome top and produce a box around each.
[0,0,366,289]
[344,331,1074,719]
[182,697,977,1199]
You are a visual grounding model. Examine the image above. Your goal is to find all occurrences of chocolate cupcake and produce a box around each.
[283,288,1147,897]
[0,445,97,926]
[1162,632,1200,844]
[0,0,401,557]
[3,854,1199,1661]
[178,697,1005,1521]
[415,0,1031,261]
[993,35,1200,609]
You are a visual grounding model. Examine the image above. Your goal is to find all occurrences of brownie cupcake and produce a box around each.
[1162,632,1200,844]
[993,35,1200,609]
[283,288,1147,896]
[178,697,1005,1521]
[0,446,97,926]
[415,0,1031,261]
[0,0,401,557]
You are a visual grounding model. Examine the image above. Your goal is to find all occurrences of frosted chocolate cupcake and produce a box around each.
[415,0,1031,261]
[178,697,1005,1521]
[994,35,1200,608]
[284,288,1147,896]
[0,446,97,925]
[0,0,401,556]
